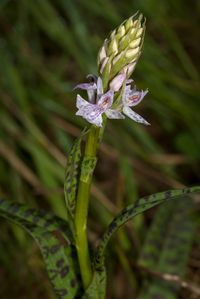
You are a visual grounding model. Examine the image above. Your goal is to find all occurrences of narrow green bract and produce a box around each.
[80,156,97,183]
[64,128,88,219]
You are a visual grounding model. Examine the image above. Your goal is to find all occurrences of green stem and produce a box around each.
[74,125,101,289]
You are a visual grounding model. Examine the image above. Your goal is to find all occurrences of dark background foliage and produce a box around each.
[0,0,200,298]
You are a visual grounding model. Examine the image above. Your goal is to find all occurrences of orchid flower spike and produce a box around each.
[75,76,124,127]
[122,83,150,125]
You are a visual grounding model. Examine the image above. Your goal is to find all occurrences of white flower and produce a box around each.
[122,84,150,125]
[75,76,124,127]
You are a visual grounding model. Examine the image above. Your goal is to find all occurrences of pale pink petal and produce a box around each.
[83,105,103,127]
[92,115,103,127]
[123,106,150,125]
[122,62,136,76]
[74,82,97,90]
[122,85,132,104]
[105,109,125,119]
[76,94,88,109]
[77,104,101,121]
[76,109,84,116]
[97,77,103,95]
[97,90,114,111]
[109,73,126,92]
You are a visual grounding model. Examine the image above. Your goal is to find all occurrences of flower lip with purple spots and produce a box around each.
[121,83,150,125]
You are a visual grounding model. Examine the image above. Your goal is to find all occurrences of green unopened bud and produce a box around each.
[125,17,133,31]
[125,47,140,59]
[98,45,107,64]
[97,12,146,90]
[117,25,125,38]
[129,38,141,48]
[107,38,118,56]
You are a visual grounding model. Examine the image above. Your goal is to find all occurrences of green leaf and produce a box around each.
[0,198,82,299]
[82,268,106,299]
[94,186,200,270]
[138,197,196,299]
[64,128,88,219]
[138,201,175,269]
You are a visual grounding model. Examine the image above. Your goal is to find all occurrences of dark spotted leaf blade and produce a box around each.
[138,197,196,299]
[82,268,106,299]
[64,128,87,219]
[0,198,82,299]
[138,200,175,269]
[94,186,200,270]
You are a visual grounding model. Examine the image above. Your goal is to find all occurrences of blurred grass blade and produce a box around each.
[138,198,196,299]
[0,198,81,299]
[25,0,87,70]
[119,156,144,236]
[94,186,200,270]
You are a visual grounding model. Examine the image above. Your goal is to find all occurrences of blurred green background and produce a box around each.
[0,1,200,298]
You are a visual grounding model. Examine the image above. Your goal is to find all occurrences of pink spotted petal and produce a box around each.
[97,90,114,111]
[76,102,103,127]
[91,115,103,127]
[78,102,101,119]
[105,109,125,119]
[122,84,132,104]
[84,106,103,126]
[123,106,150,126]
[76,94,88,110]
[127,89,148,107]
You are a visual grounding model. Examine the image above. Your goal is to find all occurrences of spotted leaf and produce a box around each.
[94,186,200,270]
[0,198,82,299]
[64,128,88,218]
[138,198,197,299]
[82,268,106,299]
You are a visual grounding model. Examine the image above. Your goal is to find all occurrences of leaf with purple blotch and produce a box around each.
[0,199,82,299]
[64,128,88,219]
[82,268,106,299]
[80,156,97,183]
[138,198,196,299]
[94,186,200,271]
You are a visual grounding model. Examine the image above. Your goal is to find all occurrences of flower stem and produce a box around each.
[74,125,101,289]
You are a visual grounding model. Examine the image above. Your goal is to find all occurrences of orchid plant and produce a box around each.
[0,12,199,299]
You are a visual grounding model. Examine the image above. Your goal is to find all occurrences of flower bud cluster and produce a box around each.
[97,12,146,89]
[74,12,149,128]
